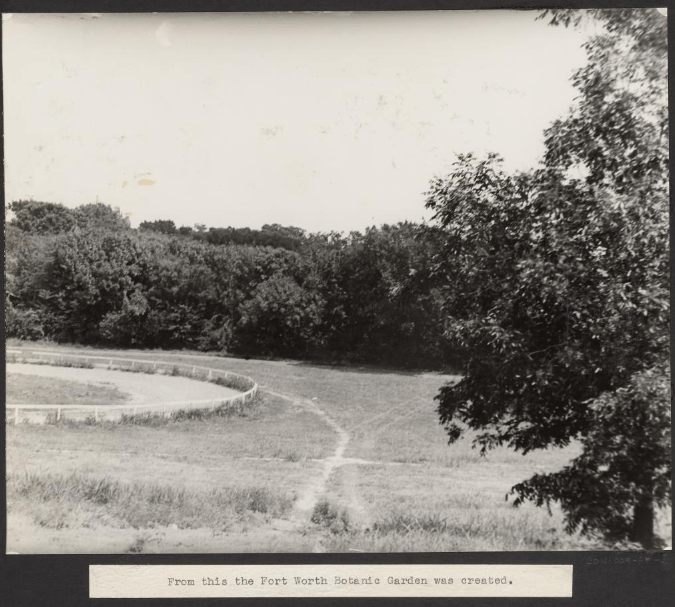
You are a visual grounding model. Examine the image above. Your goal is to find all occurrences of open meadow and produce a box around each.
[5,341,643,554]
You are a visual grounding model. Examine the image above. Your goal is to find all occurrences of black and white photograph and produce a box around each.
[3,8,671,555]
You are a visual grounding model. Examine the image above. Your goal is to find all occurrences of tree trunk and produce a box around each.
[630,497,655,549]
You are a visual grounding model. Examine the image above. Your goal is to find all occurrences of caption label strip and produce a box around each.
[90,564,573,598]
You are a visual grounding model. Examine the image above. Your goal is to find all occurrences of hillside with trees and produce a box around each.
[6,201,449,369]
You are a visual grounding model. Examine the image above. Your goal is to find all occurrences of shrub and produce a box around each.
[5,304,45,340]
[311,498,351,534]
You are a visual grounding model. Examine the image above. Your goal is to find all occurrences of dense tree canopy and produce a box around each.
[426,8,669,548]
[139,219,177,235]
[7,200,131,234]
[8,200,77,234]
[6,203,449,368]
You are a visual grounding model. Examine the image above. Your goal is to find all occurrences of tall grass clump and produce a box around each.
[8,472,295,530]
[123,363,156,374]
[372,511,450,535]
[212,373,255,392]
[52,358,95,369]
[6,353,94,369]
[114,394,260,427]
[318,505,589,552]
[311,498,351,534]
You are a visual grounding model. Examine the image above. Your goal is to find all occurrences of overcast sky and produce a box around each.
[3,11,590,233]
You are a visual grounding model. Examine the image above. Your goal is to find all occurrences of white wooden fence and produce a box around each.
[6,349,258,424]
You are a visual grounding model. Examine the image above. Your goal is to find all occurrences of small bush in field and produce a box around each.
[311,498,351,534]
[6,306,45,341]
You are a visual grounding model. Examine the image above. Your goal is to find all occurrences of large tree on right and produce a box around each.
[425,8,669,549]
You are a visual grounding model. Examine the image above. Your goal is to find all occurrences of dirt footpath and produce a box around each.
[6,363,240,405]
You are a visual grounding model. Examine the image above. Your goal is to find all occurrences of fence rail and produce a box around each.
[6,349,258,424]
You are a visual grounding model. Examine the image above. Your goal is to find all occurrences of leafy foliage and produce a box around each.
[7,205,447,368]
[7,200,77,234]
[7,200,130,234]
[74,203,131,231]
[426,8,669,548]
[511,363,671,547]
[139,219,177,235]
[234,274,325,358]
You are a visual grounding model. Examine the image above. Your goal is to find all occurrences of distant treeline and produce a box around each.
[6,200,453,369]
[139,219,309,252]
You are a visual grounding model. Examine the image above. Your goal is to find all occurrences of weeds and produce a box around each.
[211,374,255,392]
[44,412,58,425]
[127,534,150,553]
[311,498,351,534]
[372,511,450,535]
[38,394,259,428]
[113,394,260,427]
[53,359,95,369]
[123,364,156,374]
[8,471,295,531]
[313,505,599,552]
[7,354,94,369]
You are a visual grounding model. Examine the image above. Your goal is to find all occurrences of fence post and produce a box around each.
[192,366,196,375]
[57,407,61,421]
[154,362,157,371]
[133,406,138,415]
[14,407,19,425]
[131,361,135,370]
[208,369,213,379]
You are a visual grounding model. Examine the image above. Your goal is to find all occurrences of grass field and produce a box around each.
[6,342,669,552]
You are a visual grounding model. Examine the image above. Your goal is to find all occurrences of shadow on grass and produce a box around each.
[290,359,462,379]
